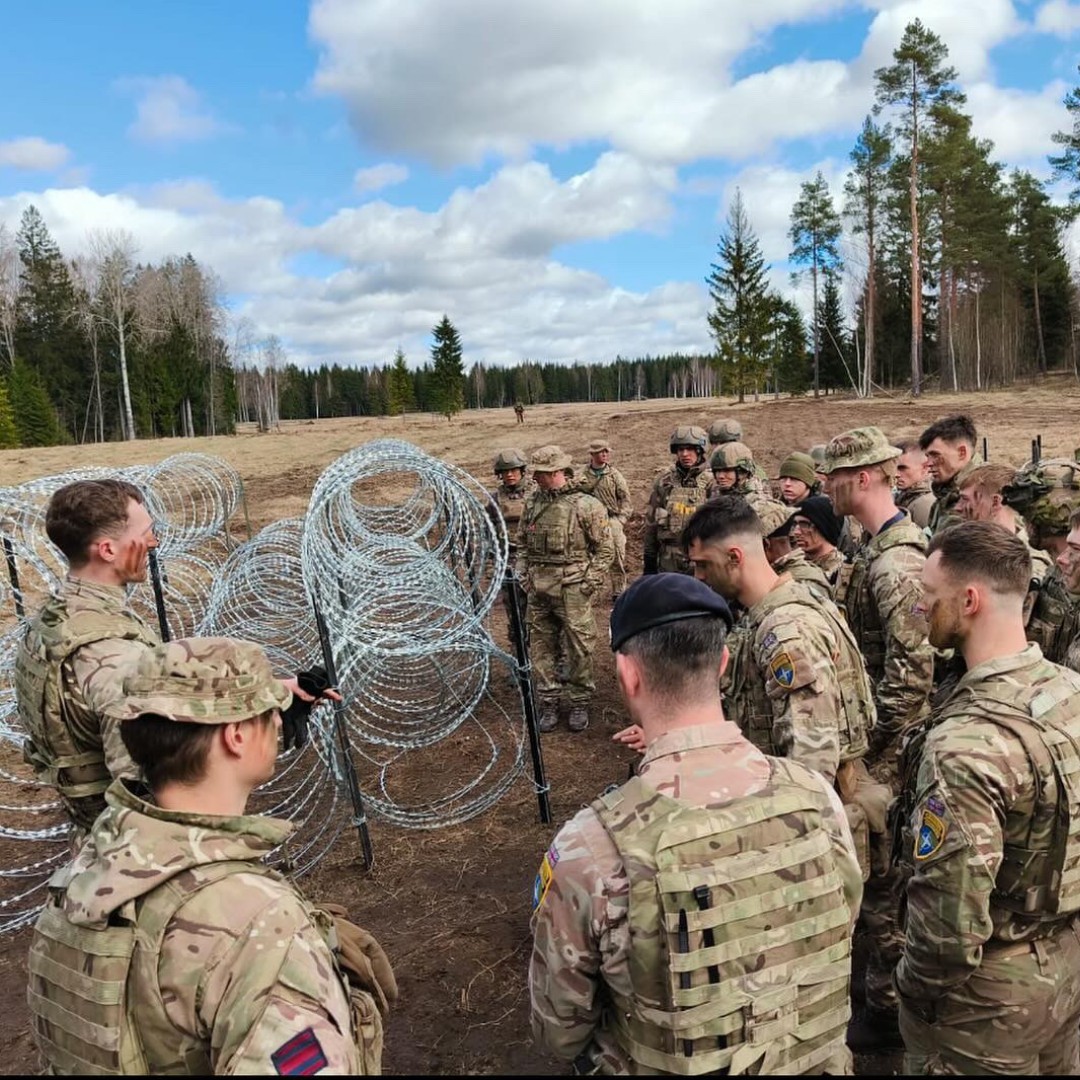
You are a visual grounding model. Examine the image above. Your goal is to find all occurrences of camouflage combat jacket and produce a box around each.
[894,483,935,530]
[770,548,832,595]
[574,465,631,523]
[927,456,983,536]
[15,578,159,831]
[27,780,370,1075]
[1027,566,1080,669]
[721,575,875,783]
[489,479,536,552]
[835,514,932,760]
[895,647,1080,1007]
[516,487,613,593]
[808,546,846,588]
[645,463,712,559]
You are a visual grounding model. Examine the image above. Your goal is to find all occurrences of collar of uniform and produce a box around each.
[64,575,131,609]
[639,720,745,770]
[956,643,1044,690]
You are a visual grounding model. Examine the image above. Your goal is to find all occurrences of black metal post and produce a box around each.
[1037,433,1043,460]
[3,537,24,620]
[1032,439,1040,466]
[982,436,988,462]
[147,549,172,642]
[504,566,551,824]
[311,595,374,869]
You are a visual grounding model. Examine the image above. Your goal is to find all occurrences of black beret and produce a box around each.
[610,573,733,651]
[792,495,843,548]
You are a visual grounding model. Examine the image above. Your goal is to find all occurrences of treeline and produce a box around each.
[0,207,235,447]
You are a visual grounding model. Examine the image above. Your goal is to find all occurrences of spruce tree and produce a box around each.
[1050,64,1080,204]
[429,316,465,420]
[387,347,414,416]
[0,378,18,448]
[817,271,851,390]
[706,190,773,403]
[9,358,60,446]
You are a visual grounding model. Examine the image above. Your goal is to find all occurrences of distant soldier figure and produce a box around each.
[822,426,934,1051]
[919,413,980,534]
[574,439,631,598]
[706,441,769,509]
[895,523,1080,1075]
[529,573,863,1075]
[27,637,395,1075]
[643,426,711,575]
[776,451,820,506]
[517,446,613,733]
[755,499,833,594]
[514,400,525,424]
[892,438,935,530]
[791,495,847,587]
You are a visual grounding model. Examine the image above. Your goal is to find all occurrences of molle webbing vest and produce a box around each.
[578,468,620,517]
[656,468,712,545]
[523,492,590,566]
[592,764,852,1076]
[836,519,925,677]
[16,601,158,827]
[28,859,276,1075]
[1028,572,1080,666]
[494,486,528,530]
[724,586,874,764]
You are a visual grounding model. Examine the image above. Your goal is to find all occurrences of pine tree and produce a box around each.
[386,347,414,416]
[706,190,773,404]
[844,117,892,396]
[789,172,842,397]
[1050,64,1080,204]
[9,357,60,446]
[0,378,18,448]
[874,19,963,396]
[429,316,465,420]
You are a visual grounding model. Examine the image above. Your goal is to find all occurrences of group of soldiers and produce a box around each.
[12,408,1080,1076]
[525,413,1080,1076]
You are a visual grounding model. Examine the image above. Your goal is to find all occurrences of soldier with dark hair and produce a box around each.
[529,573,862,1075]
[918,414,980,534]
[896,522,1080,1074]
[893,439,935,530]
[643,426,712,575]
[26,637,395,1075]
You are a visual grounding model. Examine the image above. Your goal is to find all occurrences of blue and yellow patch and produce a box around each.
[770,651,795,688]
[915,808,947,860]
[532,845,559,912]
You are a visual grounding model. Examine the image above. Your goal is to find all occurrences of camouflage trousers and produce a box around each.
[899,921,1080,1074]
[526,574,596,705]
[608,518,627,596]
[657,542,694,575]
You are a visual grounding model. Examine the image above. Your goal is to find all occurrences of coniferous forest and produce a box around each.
[1,22,1078,447]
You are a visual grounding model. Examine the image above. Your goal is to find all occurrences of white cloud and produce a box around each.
[353,163,409,193]
[0,137,71,171]
[1035,0,1080,35]
[966,80,1070,165]
[117,75,230,144]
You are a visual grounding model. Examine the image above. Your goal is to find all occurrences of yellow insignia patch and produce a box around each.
[770,651,795,688]
[915,808,947,860]
[532,849,557,911]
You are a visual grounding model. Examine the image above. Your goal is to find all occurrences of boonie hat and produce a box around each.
[108,637,291,724]
[610,573,733,651]
[588,439,611,454]
[821,426,902,475]
[530,445,573,473]
[756,500,795,539]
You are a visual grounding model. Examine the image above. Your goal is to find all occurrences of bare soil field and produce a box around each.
[1,380,1078,1075]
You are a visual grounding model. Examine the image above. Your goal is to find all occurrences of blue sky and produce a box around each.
[0,0,1077,369]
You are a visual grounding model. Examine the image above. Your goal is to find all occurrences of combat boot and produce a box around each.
[845,1007,903,1052]
[567,705,589,732]
[538,704,559,733]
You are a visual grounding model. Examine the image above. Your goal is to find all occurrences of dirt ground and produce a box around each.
[0,379,1078,1075]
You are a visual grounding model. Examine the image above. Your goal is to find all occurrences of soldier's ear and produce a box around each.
[717,645,730,679]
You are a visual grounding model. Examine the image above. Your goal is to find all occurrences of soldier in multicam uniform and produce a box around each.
[574,439,631,598]
[644,427,712,575]
[705,441,770,509]
[707,417,742,448]
[529,573,862,1075]
[919,413,981,535]
[755,499,834,594]
[27,637,395,1075]
[517,446,613,733]
[488,448,534,553]
[892,439,936,530]
[821,426,934,1051]
[1057,508,1080,672]
[790,495,847,587]
[895,522,1080,1074]
[776,452,820,506]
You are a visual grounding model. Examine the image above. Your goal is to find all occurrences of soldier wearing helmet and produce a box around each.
[489,448,534,557]
[517,446,614,734]
[643,426,712,575]
[26,637,395,1075]
[707,418,742,447]
[574,439,631,598]
[706,442,769,509]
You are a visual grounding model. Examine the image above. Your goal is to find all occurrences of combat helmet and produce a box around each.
[710,441,755,475]
[493,448,528,474]
[1002,457,1080,542]
[707,418,743,446]
[669,425,708,455]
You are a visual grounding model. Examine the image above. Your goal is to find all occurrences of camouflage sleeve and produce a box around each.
[515,505,531,582]
[819,781,865,928]
[643,475,664,558]
[529,809,629,1062]
[869,548,933,753]
[162,875,362,1075]
[67,638,155,781]
[614,469,631,522]
[580,497,614,591]
[756,613,842,784]
[895,720,1025,1005]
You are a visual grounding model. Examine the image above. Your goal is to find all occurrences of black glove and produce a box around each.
[642,554,659,575]
[281,665,331,751]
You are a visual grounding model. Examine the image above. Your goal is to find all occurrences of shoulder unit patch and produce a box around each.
[915,808,947,860]
[770,651,795,688]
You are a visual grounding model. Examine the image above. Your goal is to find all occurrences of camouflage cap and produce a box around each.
[530,445,573,473]
[108,637,291,724]
[493,448,528,473]
[756,499,795,538]
[707,418,743,445]
[821,426,901,475]
[588,438,611,454]
[808,444,827,468]
[710,441,754,473]
[1003,459,1080,538]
